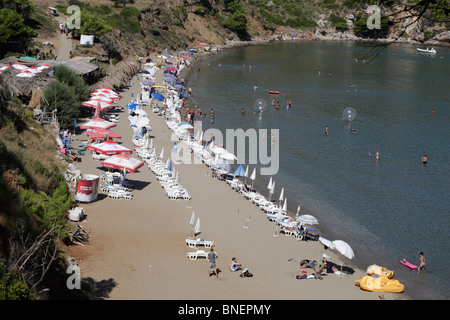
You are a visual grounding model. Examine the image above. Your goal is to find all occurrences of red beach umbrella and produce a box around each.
[80,118,116,130]
[87,140,132,155]
[88,130,122,140]
[101,153,144,173]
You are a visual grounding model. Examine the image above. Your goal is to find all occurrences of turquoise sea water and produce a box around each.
[185,40,449,299]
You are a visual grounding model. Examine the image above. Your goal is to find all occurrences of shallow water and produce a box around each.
[186,40,450,299]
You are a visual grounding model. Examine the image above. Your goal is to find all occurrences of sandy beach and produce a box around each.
[66,51,407,301]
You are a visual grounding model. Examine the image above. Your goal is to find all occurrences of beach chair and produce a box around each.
[185,238,214,249]
[187,249,208,260]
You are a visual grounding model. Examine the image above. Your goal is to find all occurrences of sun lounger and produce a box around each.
[185,238,214,249]
[187,249,208,260]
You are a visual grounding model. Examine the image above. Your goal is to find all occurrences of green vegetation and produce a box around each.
[0,86,75,299]
[353,11,391,38]
[43,66,90,129]
[222,0,248,33]
[60,2,140,36]
[329,14,349,31]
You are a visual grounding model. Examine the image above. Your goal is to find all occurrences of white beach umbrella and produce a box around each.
[331,240,354,260]
[296,205,301,215]
[267,177,273,191]
[136,117,150,128]
[279,187,284,202]
[296,214,319,225]
[319,237,333,249]
[219,152,237,161]
[282,198,287,213]
[190,211,196,237]
[159,147,164,159]
[190,211,195,227]
[194,217,201,236]
[250,168,256,189]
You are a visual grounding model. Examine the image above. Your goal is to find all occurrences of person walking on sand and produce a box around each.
[418,252,425,271]
[208,248,219,278]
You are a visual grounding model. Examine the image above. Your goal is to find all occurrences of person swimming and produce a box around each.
[422,154,428,164]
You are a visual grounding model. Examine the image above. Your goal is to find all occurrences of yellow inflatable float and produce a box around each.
[355,275,404,293]
[366,264,394,279]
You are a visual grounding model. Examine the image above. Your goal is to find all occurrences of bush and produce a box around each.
[44,66,89,129]
[330,14,349,31]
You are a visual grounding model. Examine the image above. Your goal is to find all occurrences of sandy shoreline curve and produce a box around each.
[66,44,408,300]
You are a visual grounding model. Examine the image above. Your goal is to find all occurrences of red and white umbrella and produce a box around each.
[88,140,132,155]
[101,153,144,173]
[89,130,122,140]
[80,118,116,130]
[84,129,121,139]
[12,62,28,71]
[81,100,113,111]
[16,70,34,77]
[89,96,114,103]
[0,64,11,72]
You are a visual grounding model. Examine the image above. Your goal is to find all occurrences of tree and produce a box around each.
[222,0,248,33]
[79,9,112,36]
[43,66,89,129]
[0,8,37,43]
[0,0,35,20]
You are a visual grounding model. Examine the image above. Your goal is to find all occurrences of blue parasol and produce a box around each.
[167,159,173,171]
[234,164,245,177]
[141,79,154,86]
[152,92,165,101]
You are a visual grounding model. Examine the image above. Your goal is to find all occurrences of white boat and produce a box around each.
[417,47,436,54]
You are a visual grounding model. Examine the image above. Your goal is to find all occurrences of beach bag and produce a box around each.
[240,269,253,278]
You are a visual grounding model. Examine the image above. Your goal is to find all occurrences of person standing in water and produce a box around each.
[418,252,425,271]
[422,154,428,165]
[325,125,328,136]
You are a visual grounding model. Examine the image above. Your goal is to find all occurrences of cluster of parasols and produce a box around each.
[0,62,51,77]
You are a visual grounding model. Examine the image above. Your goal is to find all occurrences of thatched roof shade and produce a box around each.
[0,56,98,97]
[90,59,140,91]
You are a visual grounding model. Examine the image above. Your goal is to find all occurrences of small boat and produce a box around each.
[366,264,394,279]
[355,275,404,293]
[417,47,436,54]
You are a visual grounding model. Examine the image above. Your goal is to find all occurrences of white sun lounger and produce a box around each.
[185,238,214,249]
[187,249,208,260]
